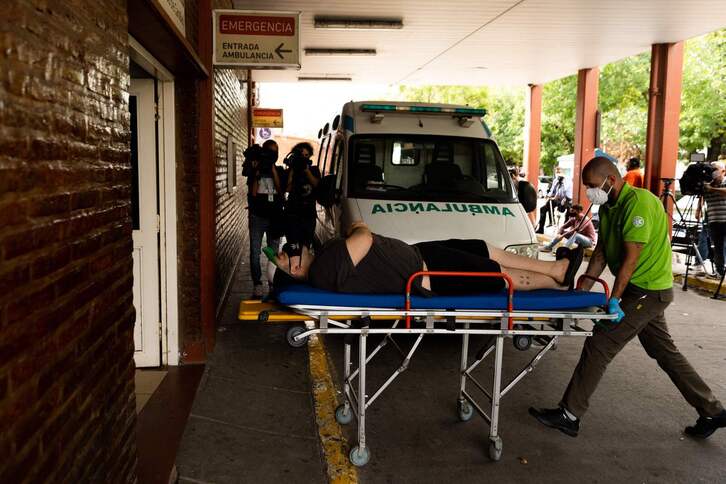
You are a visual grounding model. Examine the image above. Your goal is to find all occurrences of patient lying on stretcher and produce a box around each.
[267,222,584,295]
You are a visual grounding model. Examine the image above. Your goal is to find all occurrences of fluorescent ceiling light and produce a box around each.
[314,17,403,30]
[305,48,376,56]
[298,76,353,82]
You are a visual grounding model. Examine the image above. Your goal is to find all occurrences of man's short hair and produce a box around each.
[571,204,584,212]
[627,157,641,170]
[262,139,278,150]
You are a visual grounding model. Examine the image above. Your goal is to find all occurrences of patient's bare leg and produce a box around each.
[488,246,568,284]
[501,267,566,291]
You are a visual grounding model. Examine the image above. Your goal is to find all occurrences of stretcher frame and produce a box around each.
[268,273,616,466]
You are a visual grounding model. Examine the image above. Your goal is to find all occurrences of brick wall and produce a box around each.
[0,1,136,482]
[214,70,249,313]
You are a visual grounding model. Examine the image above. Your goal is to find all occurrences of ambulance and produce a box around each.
[313,101,538,258]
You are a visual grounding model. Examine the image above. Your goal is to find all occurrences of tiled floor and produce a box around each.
[135,370,168,413]
[175,256,327,484]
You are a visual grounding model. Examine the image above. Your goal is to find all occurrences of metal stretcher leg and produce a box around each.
[349,333,371,466]
[488,336,504,461]
[334,341,354,425]
[457,324,475,421]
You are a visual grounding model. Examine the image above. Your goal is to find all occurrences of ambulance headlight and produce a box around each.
[505,243,539,259]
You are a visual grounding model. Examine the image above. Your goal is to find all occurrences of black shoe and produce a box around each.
[684,410,726,439]
[529,407,580,437]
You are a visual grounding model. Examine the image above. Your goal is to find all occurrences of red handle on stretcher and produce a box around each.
[575,275,610,299]
[404,271,515,330]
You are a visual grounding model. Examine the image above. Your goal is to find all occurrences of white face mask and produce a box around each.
[586,179,612,205]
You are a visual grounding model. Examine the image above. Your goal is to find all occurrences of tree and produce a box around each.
[680,29,726,160]
[396,85,525,165]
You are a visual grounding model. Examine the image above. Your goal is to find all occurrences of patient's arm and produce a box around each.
[345,222,373,266]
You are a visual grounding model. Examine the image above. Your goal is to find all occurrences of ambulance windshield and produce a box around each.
[348,135,514,202]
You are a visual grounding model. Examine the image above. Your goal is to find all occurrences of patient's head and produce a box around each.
[274,244,314,282]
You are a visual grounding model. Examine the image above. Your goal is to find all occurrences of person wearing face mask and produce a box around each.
[530,156,726,440]
[539,204,597,252]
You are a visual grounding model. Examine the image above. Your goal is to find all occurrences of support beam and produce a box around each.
[198,0,216,355]
[524,84,542,189]
[572,68,599,206]
[524,84,542,223]
[644,42,684,200]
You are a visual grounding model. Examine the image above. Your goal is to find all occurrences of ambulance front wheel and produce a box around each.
[286,326,308,348]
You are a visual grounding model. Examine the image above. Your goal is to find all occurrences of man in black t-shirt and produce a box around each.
[269,222,583,295]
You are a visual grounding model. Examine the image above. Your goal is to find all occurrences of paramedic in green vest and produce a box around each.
[530,156,726,439]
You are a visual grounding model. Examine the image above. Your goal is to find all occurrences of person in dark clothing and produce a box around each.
[268,222,584,295]
[283,142,321,247]
[536,167,573,234]
[242,139,284,297]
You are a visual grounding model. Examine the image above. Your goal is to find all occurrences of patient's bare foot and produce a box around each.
[552,259,569,285]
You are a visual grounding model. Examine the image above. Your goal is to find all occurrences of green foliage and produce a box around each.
[397,28,726,173]
[680,29,726,158]
[396,85,525,165]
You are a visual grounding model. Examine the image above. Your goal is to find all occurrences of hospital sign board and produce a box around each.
[252,108,283,128]
[213,10,300,68]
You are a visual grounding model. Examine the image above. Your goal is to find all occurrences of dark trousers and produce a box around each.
[249,213,280,285]
[561,284,724,418]
[709,221,726,275]
[536,198,570,233]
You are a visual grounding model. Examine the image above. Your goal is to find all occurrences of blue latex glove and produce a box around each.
[607,297,625,323]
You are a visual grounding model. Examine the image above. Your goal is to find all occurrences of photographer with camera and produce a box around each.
[698,161,726,277]
[242,139,284,297]
[536,166,572,234]
[284,142,321,248]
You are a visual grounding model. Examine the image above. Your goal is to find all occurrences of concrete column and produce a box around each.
[524,84,542,189]
[644,42,684,198]
[572,67,599,206]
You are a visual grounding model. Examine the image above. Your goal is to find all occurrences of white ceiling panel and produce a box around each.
[230,0,726,85]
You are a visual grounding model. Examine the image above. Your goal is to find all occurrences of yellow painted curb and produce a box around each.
[306,323,358,484]
[674,274,724,295]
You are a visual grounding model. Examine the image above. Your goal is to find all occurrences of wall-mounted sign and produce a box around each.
[159,0,186,36]
[252,108,284,128]
[213,10,300,68]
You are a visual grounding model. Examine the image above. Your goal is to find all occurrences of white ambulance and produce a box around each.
[313,101,538,258]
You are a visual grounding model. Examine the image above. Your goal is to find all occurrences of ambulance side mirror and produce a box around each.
[517,180,538,213]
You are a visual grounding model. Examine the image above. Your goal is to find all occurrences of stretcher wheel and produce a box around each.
[488,437,503,461]
[457,400,474,422]
[513,335,532,351]
[335,404,353,425]
[286,326,308,348]
[349,446,370,467]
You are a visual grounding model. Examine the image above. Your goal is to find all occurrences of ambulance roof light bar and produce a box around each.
[360,104,487,117]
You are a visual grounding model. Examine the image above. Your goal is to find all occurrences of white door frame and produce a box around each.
[130,36,180,366]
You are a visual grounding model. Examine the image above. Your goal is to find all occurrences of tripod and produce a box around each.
[659,178,705,291]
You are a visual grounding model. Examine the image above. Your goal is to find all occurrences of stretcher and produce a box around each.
[240,272,616,466]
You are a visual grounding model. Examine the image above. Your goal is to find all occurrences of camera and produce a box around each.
[285,150,311,173]
[679,161,714,196]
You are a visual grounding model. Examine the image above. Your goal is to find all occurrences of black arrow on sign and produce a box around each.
[275,43,292,59]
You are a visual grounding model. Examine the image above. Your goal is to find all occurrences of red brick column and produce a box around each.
[644,42,684,200]
[524,84,542,222]
[573,68,600,206]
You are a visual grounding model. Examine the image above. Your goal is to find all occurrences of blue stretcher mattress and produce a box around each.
[277,285,607,311]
